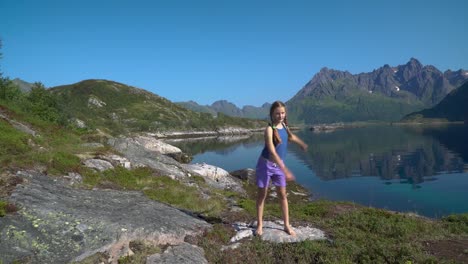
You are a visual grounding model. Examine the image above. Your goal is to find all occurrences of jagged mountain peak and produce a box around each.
[311,67,353,85]
[407,57,423,67]
[211,100,236,106]
[287,59,467,124]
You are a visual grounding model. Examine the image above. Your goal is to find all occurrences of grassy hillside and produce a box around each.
[287,90,424,124]
[0,80,93,177]
[402,81,468,123]
[51,79,265,134]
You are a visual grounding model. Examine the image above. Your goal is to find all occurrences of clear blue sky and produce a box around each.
[1,0,467,107]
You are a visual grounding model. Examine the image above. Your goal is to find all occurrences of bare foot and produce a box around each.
[255,227,263,236]
[284,226,296,236]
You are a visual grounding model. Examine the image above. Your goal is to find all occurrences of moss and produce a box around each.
[117,240,162,264]
[81,166,227,217]
[0,200,7,216]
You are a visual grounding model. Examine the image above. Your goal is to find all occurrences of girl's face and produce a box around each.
[271,106,286,124]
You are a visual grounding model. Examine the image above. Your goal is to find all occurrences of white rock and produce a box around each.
[229,221,326,244]
[83,159,114,171]
[88,96,106,108]
[73,118,86,128]
[181,163,244,192]
[230,229,254,243]
[134,136,182,154]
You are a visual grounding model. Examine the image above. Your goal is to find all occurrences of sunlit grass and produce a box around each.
[0,200,7,217]
[202,194,466,263]
[81,166,226,217]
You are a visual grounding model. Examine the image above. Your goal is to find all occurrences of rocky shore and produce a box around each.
[0,133,326,263]
[146,127,264,139]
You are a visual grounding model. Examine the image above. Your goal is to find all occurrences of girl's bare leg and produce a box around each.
[256,187,268,236]
[277,186,296,236]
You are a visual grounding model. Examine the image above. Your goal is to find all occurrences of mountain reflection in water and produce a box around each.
[168,125,468,217]
[289,125,467,186]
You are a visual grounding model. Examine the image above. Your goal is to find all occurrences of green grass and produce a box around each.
[0,120,31,165]
[442,213,468,233]
[0,123,87,175]
[81,166,226,217]
[199,193,466,264]
[0,200,7,217]
[117,240,162,264]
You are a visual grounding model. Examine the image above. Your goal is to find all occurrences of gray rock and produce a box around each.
[133,135,182,154]
[73,118,87,128]
[107,137,188,179]
[0,171,211,264]
[63,172,83,186]
[182,163,245,194]
[81,142,104,148]
[0,112,38,137]
[83,159,114,171]
[229,221,326,244]
[88,96,106,108]
[230,168,256,184]
[98,154,132,169]
[166,152,193,164]
[146,242,208,264]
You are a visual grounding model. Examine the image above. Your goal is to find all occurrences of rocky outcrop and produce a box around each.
[146,242,208,264]
[83,158,114,171]
[224,221,326,250]
[88,96,106,108]
[182,163,245,194]
[132,135,183,154]
[107,136,189,179]
[0,171,211,263]
[107,136,244,191]
[0,111,38,137]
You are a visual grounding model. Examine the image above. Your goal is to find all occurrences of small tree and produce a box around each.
[24,82,61,122]
[0,39,20,101]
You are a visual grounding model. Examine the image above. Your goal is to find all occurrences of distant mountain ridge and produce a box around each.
[176,100,271,120]
[402,81,468,122]
[286,58,468,124]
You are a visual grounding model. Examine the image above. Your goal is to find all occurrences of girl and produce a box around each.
[255,101,308,236]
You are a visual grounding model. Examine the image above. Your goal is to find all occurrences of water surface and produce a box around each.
[166,125,468,218]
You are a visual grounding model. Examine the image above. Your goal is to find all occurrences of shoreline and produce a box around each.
[145,128,264,139]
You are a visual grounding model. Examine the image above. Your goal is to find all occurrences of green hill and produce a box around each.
[402,81,468,123]
[287,90,424,124]
[50,79,264,134]
[176,100,217,116]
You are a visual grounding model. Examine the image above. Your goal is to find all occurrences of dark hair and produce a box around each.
[270,101,293,145]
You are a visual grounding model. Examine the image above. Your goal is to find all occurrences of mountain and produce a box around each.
[211,100,244,117]
[402,81,468,122]
[242,102,271,120]
[50,79,264,134]
[11,78,34,92]
[176,100,270,120]
[287,58,468,124]
[176,100,217,116]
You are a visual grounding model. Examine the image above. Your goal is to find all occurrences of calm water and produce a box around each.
[166,124,468,218]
